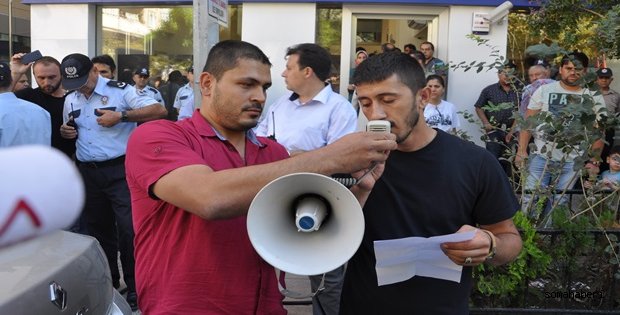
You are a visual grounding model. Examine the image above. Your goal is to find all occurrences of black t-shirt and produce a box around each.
[340,130,518,315]
[15,88,75,157]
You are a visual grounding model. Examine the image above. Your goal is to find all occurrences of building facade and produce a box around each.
[20,0,532,142]
[1,1,31,61]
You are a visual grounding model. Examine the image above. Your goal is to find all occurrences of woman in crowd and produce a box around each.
[424,74,460,134]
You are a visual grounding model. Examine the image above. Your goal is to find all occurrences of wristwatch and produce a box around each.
[120,111,129,122]
[481,229,497,260]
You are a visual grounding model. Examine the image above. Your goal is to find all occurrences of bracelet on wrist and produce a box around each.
[480,229,497,261]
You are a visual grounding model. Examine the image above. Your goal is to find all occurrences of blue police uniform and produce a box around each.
[64,77,156,162]
[64,76,158,306]
[0,92,51,147]
[173,83,194,120]
[137,85,165,106]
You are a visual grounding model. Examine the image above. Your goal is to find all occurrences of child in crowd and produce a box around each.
[586,145,620,190]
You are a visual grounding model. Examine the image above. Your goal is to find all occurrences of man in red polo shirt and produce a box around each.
[125,40,396,314]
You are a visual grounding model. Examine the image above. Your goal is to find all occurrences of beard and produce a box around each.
[394,100,420,144]
[212,84,263,131]
[39,81,61,95]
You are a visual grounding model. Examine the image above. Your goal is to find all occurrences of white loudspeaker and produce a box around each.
[247,173,364,276]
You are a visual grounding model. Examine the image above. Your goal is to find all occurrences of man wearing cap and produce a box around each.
[133,67,165,106]
[474,62,521,176]
[0,61,51,147]
[596,67,620,168]
[58,53,167,311]
[596,68,620,115]
[173,65,194,120]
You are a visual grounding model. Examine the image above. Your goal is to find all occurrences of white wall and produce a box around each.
[30,4,96,65]
[242,3,317,107]
[445,6,509,145]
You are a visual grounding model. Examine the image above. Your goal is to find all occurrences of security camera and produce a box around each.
[487,1,513,24]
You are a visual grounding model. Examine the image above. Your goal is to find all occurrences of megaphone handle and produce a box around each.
[276,269,326,299]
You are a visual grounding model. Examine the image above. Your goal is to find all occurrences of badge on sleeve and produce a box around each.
[107,80,127,89]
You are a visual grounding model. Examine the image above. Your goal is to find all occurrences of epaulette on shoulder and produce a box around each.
[107,80,127,89]
[147,86,159,93]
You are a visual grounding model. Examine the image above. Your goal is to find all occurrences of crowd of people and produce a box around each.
[2,37,618,314]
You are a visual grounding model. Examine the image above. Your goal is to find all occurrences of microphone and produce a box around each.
[331,120,391,188]
[0,146,85,248]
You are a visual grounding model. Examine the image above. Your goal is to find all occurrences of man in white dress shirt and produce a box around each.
[255,43,357,315]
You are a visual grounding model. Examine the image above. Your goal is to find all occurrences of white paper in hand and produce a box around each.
[374,230,476,286]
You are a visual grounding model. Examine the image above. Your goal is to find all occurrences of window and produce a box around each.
[316,5,342,91]
[98,5,242,84]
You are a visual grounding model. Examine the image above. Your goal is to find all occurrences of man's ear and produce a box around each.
[417,86,430,109]
[200,72,214,96]
[303,66,314,79]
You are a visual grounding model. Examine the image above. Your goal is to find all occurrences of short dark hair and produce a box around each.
[404,43,416,51]
[204,40,271,80]
[34,56,60,69]
[91,54,117,73]
[353,52,426,97]
[168,70,184,85]
[426,74,445,87]
[561,51,589,69]
[610,145,620,156]
[286,43,332,82]
[420,41,435,51]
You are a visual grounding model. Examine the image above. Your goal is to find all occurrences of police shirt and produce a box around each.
[63,77,158,162]
[0,92,51,147]
[173,83,195,120]
[137,86,165,106]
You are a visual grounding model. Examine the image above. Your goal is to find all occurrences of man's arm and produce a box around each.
[148,131,396,221]
[515,82,545,167]
[122,103,167,122]
[96,103,167,127]
[474,89,493,131]
[475,107,493,131]
[441,218,522,267]
[515,108,540,166]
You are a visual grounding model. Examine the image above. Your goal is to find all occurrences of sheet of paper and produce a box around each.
[374,230,476,286]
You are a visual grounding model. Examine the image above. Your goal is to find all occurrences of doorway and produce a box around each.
[339,4,449,96]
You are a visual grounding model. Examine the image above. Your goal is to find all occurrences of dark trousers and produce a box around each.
[77,161,135,293]
[309,265,345,315]
[485,130,514,177]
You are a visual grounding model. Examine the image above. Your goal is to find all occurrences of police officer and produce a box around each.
[133,67,165,105]
[173,65,195,120]
[58,53,167,311]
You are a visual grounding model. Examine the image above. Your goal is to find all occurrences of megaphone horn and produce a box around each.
[247,173,364,276]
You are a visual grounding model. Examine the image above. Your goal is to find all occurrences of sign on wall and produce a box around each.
[209,0,229,27]
[471,12,490,35]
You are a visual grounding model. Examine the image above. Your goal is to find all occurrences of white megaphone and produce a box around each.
[247,173,364,276]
